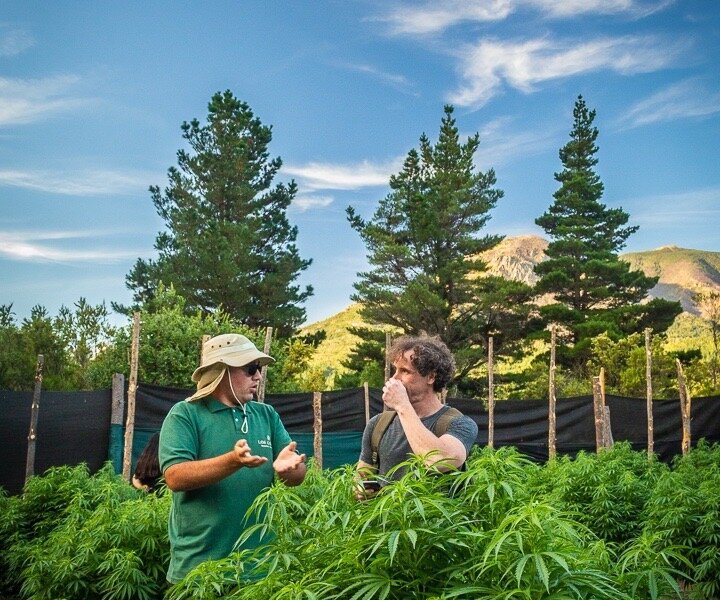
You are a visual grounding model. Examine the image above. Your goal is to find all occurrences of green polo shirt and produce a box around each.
[159,397,292,583]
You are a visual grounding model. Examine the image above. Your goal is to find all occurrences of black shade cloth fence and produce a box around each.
[2,384,719,495]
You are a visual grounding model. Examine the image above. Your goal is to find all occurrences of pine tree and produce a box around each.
[535,95,681,369]
[122,91,312,335]
[347,106,541,390]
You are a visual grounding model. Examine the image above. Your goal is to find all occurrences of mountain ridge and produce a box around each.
[302,236,720,373]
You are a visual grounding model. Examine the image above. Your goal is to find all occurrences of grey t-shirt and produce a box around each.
[359,405,478,481]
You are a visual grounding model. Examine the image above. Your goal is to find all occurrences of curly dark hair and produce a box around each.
[389,335,455,392]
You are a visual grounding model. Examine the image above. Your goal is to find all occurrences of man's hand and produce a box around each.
[273,441,306,475]
[382,378,412,411]
[233,439,268,468]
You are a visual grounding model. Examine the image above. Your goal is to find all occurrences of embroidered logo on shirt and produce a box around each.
[257,434,272,449]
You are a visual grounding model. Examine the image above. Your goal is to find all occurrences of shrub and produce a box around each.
[2,463,170,600]
[642,440,720,599]
[169,452,639,599]
[531,441,668,544]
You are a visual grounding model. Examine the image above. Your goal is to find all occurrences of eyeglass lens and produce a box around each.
[244,363,261,376]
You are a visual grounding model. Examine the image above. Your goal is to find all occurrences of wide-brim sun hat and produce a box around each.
[187,333,274,401]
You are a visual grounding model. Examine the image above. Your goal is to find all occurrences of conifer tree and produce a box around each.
[122,91,312,335]
[348,106,541,389]
[535,96,681,369]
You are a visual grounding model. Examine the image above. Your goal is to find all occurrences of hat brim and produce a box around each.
[191,351,274,383]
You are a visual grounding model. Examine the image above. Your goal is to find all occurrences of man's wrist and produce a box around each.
[394,402,414,418]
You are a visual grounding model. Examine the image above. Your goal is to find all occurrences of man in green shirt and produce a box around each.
[159,333,306,583]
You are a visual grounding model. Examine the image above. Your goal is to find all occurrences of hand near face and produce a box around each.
[382,377,411,411]
[233,439,268,468]
[273,441,306,475]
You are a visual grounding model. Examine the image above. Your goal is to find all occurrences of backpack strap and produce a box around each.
[370,406,463,469]
[370,410,397,469]
[434,407,463,437]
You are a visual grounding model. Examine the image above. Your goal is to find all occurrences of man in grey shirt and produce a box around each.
[357,335,478,490]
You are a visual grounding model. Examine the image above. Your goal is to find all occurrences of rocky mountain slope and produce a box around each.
[481,236,720,314]
[302,236,720,372]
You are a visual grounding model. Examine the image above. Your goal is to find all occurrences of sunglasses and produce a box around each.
[241,363,262,376]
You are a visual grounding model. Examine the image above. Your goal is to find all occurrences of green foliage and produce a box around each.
[1,463,169,600]
[335,325,388,389]
[0,300,115,391]
[531,442,668,544]
[167,449,678,600]
[348,105,542,393]
[88,285,320,393]
[508,358,592,400]
[534,96,681,372]
[122,90,312,335]
[643,440,720,599]
[589,332,685,398]
[8,446,713,599]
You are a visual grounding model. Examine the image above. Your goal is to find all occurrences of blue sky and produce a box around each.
[1,1,719,328]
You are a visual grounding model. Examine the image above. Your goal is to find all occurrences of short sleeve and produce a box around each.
[444,415,478,456]
[159,403,199,473]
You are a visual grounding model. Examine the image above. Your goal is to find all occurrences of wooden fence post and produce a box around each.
[603,406,613,448]
[110,373,126,472]
[548,325,557,460]
[592,376,605,452]
[200,334,210,362]
[384,332,393,381]
[676,359,692,456]
[645,328,654,460]
[24,354,44,485]
[599,367,611,448]
[313,391,323,469]
[363,381,370,425]
[122,312,141,481]
[488,336,495,450]
[257,326,273,403]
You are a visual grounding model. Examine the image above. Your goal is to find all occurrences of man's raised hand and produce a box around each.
[273,441,306,475]
[233,439,268,468]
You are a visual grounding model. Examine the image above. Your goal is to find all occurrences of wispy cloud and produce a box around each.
[377,0,513,36]
[0,230,144,263]
[291,194,335,212]
[449,35,684,108]
[616,79,720,129]
[474,116,560,167]
[0,75,91,126]
[283,159,400,191]
[334,61,418,96]
[625,186,720,227]
[376,0,673,35]
[0,28,35,56]
[526,0,674,19]
[0,168,157,195]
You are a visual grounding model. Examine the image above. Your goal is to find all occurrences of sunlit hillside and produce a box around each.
[302,237,720,372]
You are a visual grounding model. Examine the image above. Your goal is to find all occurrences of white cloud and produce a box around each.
[0,168,156,195]
[449,35,683,108]
[0,230,143,263]
[378,0,513,35]
[625,186,720,227]
[283,159,400,191]
[0,75,91,126]
[616,79,720,129]
[292,194,335,212]
[335,61,418,95]
[474,117,560,167]
[376,0,673,35]
[0,29,35,56]
[526,0,673,19]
